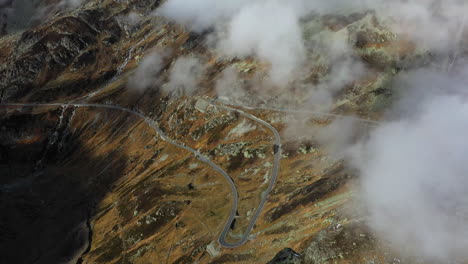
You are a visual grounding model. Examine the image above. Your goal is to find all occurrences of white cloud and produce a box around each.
[127,51,165,92]
[348,66,468,261]
[218,0,305,86]
[162,56,206,95]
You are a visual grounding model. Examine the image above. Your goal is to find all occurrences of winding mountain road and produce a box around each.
[0,95,381,250]
[0,101,279,248]
[209,98,381,246]
[1,95,379,249]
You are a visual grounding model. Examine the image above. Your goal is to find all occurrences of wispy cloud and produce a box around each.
[162,56,206,95]
[127,51,166,92]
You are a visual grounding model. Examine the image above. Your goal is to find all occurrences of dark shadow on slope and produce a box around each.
[0,106,129,264]
[265,163,352,222]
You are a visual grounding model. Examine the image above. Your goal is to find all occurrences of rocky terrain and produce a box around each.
[1,0,467,264]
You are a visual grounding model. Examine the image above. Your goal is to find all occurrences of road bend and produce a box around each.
[209,100,282,248]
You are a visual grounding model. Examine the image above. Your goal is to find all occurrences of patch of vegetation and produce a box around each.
[125,201,183,247]
[266,163,350,222]
[92,235,123,263]
[265,225,298,235]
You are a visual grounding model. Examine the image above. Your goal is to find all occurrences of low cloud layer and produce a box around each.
[158,0,250,32]
[160,0,311,86]
[349,81,468,260]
